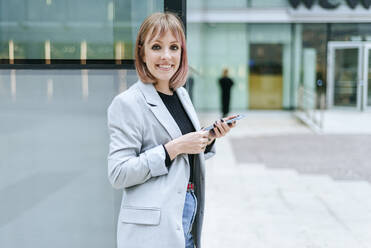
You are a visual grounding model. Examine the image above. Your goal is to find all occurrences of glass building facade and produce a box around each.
[0,0,164,64]
[187,0,371,111]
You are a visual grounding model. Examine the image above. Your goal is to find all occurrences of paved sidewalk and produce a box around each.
[199,111,371,248]
[322,110,371,134]
[296,109,371,134]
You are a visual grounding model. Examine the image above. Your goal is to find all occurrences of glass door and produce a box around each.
[364,44,371,110]
[327,42,362,109]
[249,44,283,109]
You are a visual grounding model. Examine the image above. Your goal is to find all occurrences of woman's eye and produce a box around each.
[152,44,161,50]
[170,45,179,51]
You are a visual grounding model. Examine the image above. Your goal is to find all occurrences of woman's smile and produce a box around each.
[156,64,174,71]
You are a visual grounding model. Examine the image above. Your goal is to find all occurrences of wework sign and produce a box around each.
[289,0,371,9]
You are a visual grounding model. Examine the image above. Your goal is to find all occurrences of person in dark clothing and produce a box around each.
[218,68,234,117]
[186,75,194,101]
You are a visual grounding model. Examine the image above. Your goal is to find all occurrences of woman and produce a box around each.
[107,12,236,248]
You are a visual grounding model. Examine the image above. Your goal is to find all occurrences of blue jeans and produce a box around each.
[182,190,197,248]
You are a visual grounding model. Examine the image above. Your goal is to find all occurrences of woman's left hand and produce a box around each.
[207,115,237,144]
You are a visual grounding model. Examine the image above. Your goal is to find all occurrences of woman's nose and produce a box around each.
[161,49,171,59]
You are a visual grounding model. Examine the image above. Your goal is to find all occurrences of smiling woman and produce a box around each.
[107,12,236,248]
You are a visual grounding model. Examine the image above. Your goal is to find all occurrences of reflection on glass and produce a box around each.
[0,0,163,62]
[334,48,358,107]
[250,0,289,8]
[330,24,371,42]
[88,43,115,60]
[0,69,139,248]
[13,42,27,60]
[0,42,8,59]
[302,24,327,81]
[368,50,371,106]
[51,43,80,60]
[249,44,283,109]
[204,0,247,9]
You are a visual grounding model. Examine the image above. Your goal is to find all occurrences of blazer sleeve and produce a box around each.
[107,95,168,189]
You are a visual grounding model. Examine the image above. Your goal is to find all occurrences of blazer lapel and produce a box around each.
[176,88,201,131]
[137,81,182,140]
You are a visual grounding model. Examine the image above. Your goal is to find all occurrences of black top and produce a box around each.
[158,91,196,182]
[218,76,234,91]
[158,91,215,183]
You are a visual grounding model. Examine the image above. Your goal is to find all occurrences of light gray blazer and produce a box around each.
[107,80,215,248]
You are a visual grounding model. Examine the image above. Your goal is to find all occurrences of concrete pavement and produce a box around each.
[321,110,371,134]
[199,111,371,248]
[296,109,371,134]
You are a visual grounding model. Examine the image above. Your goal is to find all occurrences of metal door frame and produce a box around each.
[363,43,371,111]
[327,41,363,110]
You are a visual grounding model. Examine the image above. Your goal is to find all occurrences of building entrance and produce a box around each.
[249,44,283,109]
[327,42,371,111]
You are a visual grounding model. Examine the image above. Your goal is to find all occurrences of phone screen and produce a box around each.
[203,114,246,131]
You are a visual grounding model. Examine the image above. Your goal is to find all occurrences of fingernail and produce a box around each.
[221,119,224,122]
[213,123,216,127]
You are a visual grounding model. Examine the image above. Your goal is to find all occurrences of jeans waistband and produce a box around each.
[187,182,194,191]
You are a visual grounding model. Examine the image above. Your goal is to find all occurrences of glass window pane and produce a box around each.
[0,69,138,248]
[302,24,327,79]
[205,0,247,9]
[249,44,283,109]
[334,48,358,107]
[250,0,288,8]
[368,49,371,106]
[301,24,327,108]
[330,23,371,42]
[0,0,163,61]
[188,0,247,9]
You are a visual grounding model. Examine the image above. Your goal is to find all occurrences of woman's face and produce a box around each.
[143,30,181,85]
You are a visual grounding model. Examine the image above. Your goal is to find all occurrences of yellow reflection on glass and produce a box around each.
[81,41,87,64]
[115,42,125,64]
[45,40,51,64]
[9,40,14,64]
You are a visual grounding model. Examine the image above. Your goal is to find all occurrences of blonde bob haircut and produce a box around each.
[135,12,188,90]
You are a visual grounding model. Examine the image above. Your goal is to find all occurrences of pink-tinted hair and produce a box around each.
[134,12,188,90]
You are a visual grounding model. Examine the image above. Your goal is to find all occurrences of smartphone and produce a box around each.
[203,114,246,131]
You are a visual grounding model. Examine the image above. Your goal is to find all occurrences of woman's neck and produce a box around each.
[155,81,173,95]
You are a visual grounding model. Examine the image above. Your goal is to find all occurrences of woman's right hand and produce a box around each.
[164,130,209,160]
